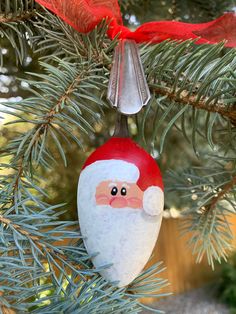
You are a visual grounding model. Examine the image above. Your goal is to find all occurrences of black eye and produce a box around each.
[111,186,118,196]
[121,187,127,196]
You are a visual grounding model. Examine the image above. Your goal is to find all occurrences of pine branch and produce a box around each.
[0,181,100,310]
[0,215,40,242]
[151,86,236,124]
[0,0,37,18]
[12,159,23,195]
[209,174,236,211]
[140,40,236,153]
[167,160,236,268]
[33,12,115,63]
[37,67,85,127]
[0,11,37,23]
[0,213,91,277]
[15,66,89,164]
[1,58,107,173]
[0,1,40,66]
[143,40,236,115]
[34,262,169,314]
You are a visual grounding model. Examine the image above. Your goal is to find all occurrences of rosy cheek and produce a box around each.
[127,197,143,209]
[96,194,110,205]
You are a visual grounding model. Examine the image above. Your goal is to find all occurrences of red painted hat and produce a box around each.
[82,137,164,191]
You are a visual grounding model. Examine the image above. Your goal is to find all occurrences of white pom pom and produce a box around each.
[143,186,164,216]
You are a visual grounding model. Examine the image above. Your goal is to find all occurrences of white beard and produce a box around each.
[78,202,162,287]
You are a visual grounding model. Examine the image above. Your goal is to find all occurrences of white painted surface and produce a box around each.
[77,159,163,287]
[143,186,164,216]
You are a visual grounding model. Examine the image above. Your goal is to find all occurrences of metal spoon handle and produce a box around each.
[107,39,150,115]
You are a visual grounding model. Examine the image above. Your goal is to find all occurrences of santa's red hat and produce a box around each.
[82,137,164,191]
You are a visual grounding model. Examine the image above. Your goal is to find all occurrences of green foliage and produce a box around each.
[218,252,236,313]
[0,0,236,312]
[0,0,40,66]
[167,159,236,268]
[140,40,236,154]
[1,58,108,172]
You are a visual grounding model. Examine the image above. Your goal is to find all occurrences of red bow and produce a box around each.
[36,0,236,47]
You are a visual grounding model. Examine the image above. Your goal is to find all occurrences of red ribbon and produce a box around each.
[36,0,236,47]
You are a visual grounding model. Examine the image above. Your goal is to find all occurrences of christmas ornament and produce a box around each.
[36,0,236,47]
[76,33,162,286]
[77,136,164,287]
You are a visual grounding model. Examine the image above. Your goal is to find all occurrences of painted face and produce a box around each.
[95,181,144,209]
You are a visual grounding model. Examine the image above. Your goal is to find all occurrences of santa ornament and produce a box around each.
[77,36,166,286]
[75,36,166,286]
[77,137,164,287]
[35,0,236,287]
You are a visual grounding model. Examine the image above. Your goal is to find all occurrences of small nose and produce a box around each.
[110,197,128,208]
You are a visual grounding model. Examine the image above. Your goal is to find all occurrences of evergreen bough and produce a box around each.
[0,0,235,312]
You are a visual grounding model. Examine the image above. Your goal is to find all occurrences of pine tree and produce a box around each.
[0,0,236,313]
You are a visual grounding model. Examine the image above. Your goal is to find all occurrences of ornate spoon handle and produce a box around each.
[107,39,150,115]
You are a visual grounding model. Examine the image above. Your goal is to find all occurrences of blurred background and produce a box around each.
[1,0,236,313]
